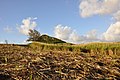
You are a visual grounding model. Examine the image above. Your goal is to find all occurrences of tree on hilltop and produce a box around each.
[27,29,66,44]
[27,29,41,41]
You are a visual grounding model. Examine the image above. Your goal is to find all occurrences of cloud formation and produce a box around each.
[0,41,4,44]
[54,24,72,40]
[113,11,120,21]
[79,0,120,42]
[4,26,13,33]
[103,22,120,41]
[54,24,99,43]
[79,0,120,17]
[18,17,37,35]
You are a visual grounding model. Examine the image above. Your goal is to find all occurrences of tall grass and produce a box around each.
[28,42,120,56]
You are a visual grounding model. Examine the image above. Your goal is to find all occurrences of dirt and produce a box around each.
[0,44,120,80]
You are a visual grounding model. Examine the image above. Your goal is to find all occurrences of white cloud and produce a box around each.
[18,17,37,35]
[82,30,100,42]
[79,0,120,42]
[54,24,99,43]
[54,24,72,40]
[69,31,82,42]
[113,10,120,21]
[0,41,4,44]
[79,0,120,17]
[103,22,120,41]
[86,29,98,40]
[3,26,13,33]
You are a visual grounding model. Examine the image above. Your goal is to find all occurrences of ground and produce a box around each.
[0,44,120,80]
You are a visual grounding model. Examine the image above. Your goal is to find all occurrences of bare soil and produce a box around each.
[0,44,120,80]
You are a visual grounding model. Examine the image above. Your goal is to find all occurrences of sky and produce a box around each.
[0,0,120,44]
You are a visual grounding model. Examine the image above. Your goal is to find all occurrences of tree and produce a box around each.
[27,29,66,44]
[5,40,8,44]
[27,29,41,41]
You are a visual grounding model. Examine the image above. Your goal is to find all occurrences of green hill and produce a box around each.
[27,29,66,44]
[38,34,66,44]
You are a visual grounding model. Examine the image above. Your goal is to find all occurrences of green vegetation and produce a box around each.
[38,35,66,44]
[27,29,66,44]
[29,42,120,56]
[27,29,41,41]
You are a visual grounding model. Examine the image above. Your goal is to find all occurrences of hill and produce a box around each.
[0,43,120,80]
[38,34,66,44]
[27,29,66,44]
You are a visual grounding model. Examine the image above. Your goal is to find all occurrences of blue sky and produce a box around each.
[0,0,120,43]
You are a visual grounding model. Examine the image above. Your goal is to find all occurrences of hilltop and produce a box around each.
[38,34,66,44]
[0,42,120,80]
[27,29,66,44]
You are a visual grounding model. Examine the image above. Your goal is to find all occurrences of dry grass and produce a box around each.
[0,43,120,80]
[29,42,120,55]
